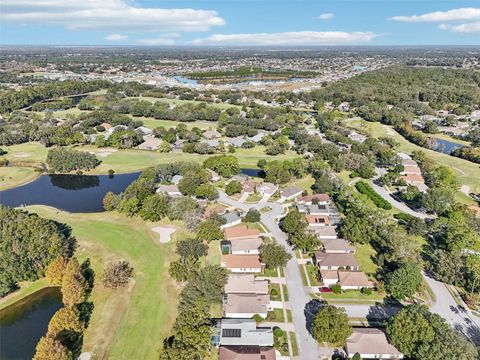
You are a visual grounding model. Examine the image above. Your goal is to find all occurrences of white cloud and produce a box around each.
[105,34,128,41]
[439,21,480,33]
[389,7,480,22]
[192,31,377,46]
[0,0,225,32]
[316,13,334,20]
[137,37,176,46]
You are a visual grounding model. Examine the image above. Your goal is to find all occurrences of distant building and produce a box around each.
[279,186,303,202]
[156,185,182,197]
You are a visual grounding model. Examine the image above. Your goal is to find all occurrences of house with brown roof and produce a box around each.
[242,181,257,195]
[224,225,261,241]
[221,255,263,273]
[296,193,330,205]
[338,271,374,290]
[345,328,404,359]
[219,346,276,360]
[224,274,268,295]
[224,293,271,319]
[279,186,303,202]
[310,226,338,239]
[313,252,359,271]
[402,165,422,174]
[322,239,355,254]
[320,270,339,286]
[229,238,263,255]
[305,214,330,227]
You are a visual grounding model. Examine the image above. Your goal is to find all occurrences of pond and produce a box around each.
[0,172,140,213]
[173,75,198,85]
[240,168,263,177]
[0,287,63,360]
[432,137,465,154]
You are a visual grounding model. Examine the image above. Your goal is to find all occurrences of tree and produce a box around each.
[311,305,352,346]
[102,261,134,289]
[169,256,200,282]
[225,180,242,196]
[195,184,219,200]
[45,257,68,286]
[196,219,224,242]
[61,258,88,307]
[33,335,71,360]
[244,208,261,223]
[281,209,307,236]
[385,262,423,301]
[48,307,84,335]
[352,353,362,360]
[203,155,239,177]
[139,194,168,221]
[47,148,100,173]
[180,265,228,309]
[260,242,291,269]
[178,170,209,196]
[422,187,454,214]
[103,191,120,211]
[176,239,208,260]
[291,231,321,252]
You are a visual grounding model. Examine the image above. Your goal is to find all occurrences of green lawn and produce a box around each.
[135,96,242,110]
[3,142,48,165]
[355,243,379,276]
[134,117,218,131]
[24,206,181,360]
[306,263,320,286]
[321,289,384,302]
[282,284,289,301]
[345,119,480,198]
[205,240,221,266]
[269,283,282,301]
[0,166,40,190]
[266,308,285,322]
[245,193,263,203]
[289,332,299,356]
[0,278,50,311]
[289,174,315,193]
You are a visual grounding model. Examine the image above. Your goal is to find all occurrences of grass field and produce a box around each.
[136,117,218,130]
[0,166,40,190]
[135,96,242,110]
[345,119,480,197]
[23,206,182,360]
[321,289,385,302]
[355,243,379,276]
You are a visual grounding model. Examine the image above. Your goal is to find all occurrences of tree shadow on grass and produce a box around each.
[304,298,327,334]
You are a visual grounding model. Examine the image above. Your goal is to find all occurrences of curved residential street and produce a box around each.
[218,189,480,359]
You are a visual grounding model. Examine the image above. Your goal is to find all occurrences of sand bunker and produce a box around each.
[151,226,176,243]
[94,149,118,158]
[14,152,31,158]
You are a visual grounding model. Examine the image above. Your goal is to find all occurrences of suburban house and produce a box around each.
[156,185,182,197]
[313,252,359,271]
[171,174,183,184]
[100,122,112,130]
[242,180,257,195]
[135,126,153,136]
[310,226,338,239]
[321,239,355,254]
[400,158,428,193]
[296,193,330,205]
[224,225,261,241]
[298,204,331,215]
[138,136,162,150]
[279,186,304,202]
[221,255,263,273]
[221,213,243,229]
[216,319,274,347]
[338,271,374,290]
[256,182,278,196]
[320,270,339,286]
[227,238,263,255]
[203,129,221,139]
[225,137,247,148]
[305,214,330,227]
[219,346,276,360]
[224,274,268,295]
[224,293,271,318]
[207,168,221,181]
[345,328,404,359]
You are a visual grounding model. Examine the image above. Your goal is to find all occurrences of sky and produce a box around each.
[1,0,480,46]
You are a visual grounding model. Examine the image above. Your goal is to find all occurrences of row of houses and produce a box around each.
[217,225,279,359]
[398,153,428,193]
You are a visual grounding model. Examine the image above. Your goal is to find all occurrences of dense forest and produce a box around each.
[0,206,76,296]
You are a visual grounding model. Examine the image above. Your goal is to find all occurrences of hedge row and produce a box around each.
[355,181,392,210]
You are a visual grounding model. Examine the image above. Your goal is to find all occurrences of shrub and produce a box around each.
[102,261,134,289]
[252,314,263,323]
[273,327,284,337]
[270,288,279,296]
[331,284,342,294]
[361,287,372,295]
[355,181,392,210]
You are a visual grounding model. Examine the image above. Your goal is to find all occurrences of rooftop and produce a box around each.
[219,319,274,347]
[224,274,268,295]
[314,252,358,268]
[346,328,403,358]
[221,255,262,270]
[224,225,261,240]
[338,271,373,288]
[225,294,270,315]
[231,238,263,253]
[219,346,276,360]
[322,239,355,253]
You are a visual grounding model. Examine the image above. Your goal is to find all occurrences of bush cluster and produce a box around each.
[355,181,392,210]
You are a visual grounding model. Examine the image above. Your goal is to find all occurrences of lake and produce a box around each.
[0,172,140,213]
[173,75,198,85]
[0,287,63,360]
[433,138,465,154]
[240,168,263,177]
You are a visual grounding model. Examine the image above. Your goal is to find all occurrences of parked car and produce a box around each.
[319,287,332,293]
